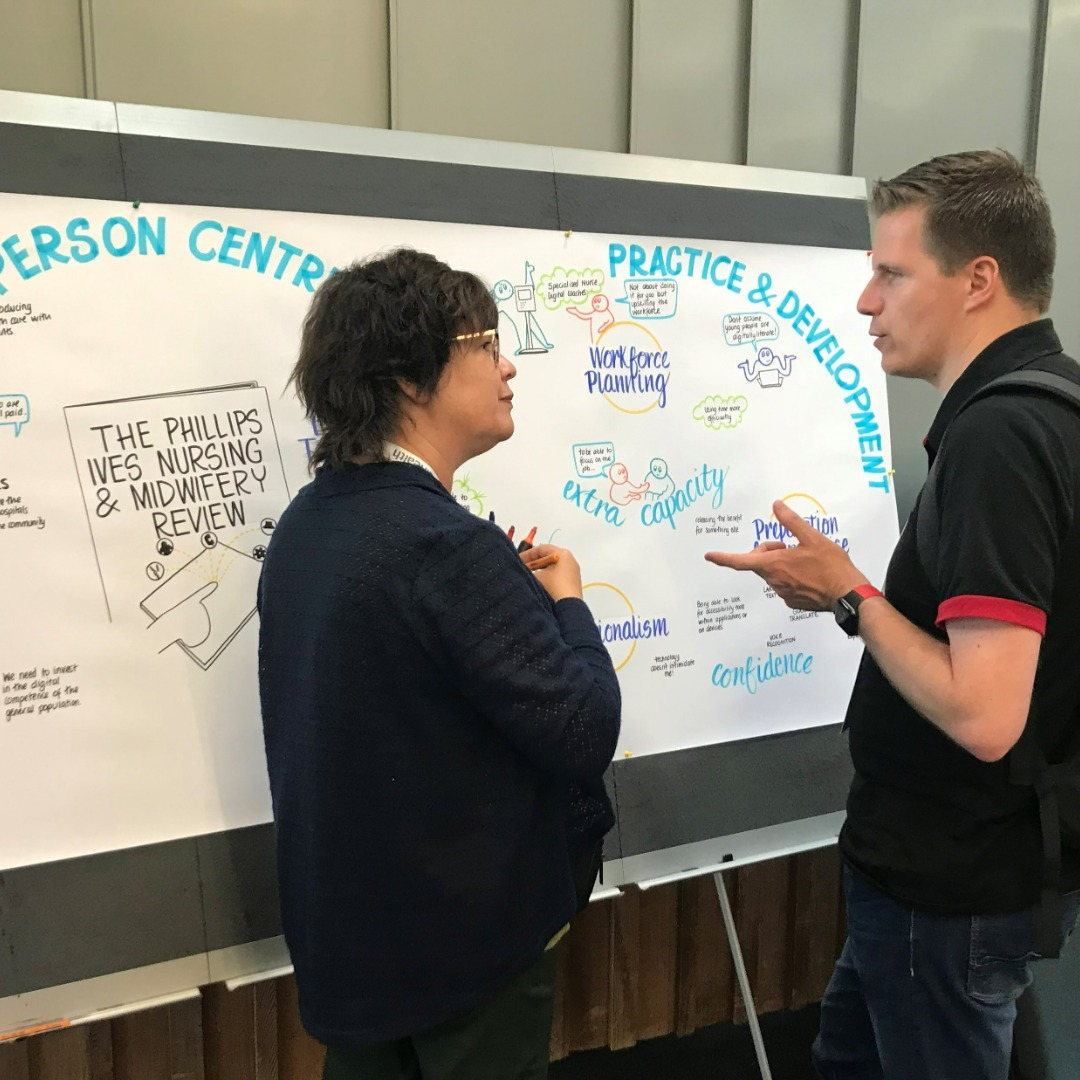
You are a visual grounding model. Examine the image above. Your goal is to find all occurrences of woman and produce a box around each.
[258,248,621,1080]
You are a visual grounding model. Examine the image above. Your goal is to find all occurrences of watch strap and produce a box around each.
[850,584,884,603]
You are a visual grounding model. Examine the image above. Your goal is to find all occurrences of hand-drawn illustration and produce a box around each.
[643,457,677,501]
[453,475,485,515]
[65,383,291,667]
[616,279,678,320]
[739,346,795,388]
[692,394,749,430]
[142,543,263,667]
[607,462,650,506]
[566,294,615,341]
[493,262,552,355]
[1,394,30,437]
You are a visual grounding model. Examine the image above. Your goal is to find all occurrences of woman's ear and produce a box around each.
[396,378,424,405]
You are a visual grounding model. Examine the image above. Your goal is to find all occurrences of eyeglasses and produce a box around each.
[454,328,501,364]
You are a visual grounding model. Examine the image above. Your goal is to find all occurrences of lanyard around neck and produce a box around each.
[383,441,439,481]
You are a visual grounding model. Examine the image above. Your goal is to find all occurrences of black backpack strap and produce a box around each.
[914,371,1080,584]
[1010,730,1067,956]
[975,369,1080,410]
[916,369,1080,584]
[924,368,1080,956]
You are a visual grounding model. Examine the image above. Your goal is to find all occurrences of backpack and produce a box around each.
[915,370,1080,956]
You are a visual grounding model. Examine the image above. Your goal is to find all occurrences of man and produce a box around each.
[706,150,1080,1079]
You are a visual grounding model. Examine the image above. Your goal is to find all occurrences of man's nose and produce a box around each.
[857,281,880,317]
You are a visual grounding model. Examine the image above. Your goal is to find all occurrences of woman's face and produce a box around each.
[432,329,517,460]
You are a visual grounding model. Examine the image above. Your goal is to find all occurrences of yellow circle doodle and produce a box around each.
[583,581,638,671]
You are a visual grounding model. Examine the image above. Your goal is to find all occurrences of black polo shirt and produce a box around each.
[841,318,1080,914]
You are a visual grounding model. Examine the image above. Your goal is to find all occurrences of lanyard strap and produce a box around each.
[383,441,439,481]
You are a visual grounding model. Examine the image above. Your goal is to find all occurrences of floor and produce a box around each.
[550,1004,821,1079]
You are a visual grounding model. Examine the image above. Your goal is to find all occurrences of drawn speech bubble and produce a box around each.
[0,394,29,437]
[617,279,678,319]
[537,267,605,310]
[573,441,616,478]
[692,395,748,431]
[722,312,779,348]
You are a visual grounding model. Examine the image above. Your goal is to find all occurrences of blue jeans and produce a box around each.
[812,866,1080,1080]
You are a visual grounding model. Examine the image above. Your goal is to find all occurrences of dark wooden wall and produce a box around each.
[0,847,843,1079]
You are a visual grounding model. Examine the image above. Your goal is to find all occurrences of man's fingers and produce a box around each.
[772,499,817,543]
[704,550,771,572]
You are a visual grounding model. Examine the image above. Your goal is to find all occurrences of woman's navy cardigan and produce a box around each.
[258,462,621,1046]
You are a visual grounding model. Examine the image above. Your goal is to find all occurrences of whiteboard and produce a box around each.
[0,192,897,874]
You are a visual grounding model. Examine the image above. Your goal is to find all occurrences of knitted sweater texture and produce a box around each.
[258,462,621,1045]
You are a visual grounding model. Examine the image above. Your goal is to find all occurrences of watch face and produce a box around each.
[834,596,859,636]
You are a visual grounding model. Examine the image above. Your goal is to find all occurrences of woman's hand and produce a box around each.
[520,544,583,601]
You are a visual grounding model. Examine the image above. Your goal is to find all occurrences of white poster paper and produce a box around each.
[0,194,898,870]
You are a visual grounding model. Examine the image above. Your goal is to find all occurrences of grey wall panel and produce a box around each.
[117,136,561,229]
[853,0,1041,183]
[92,0,390,128]
[746,0,856,175]
[392,0,631,153]
[198,824,281,952]
[0,0,86,99]
[853,0,1044,521]
[885,375,938,522]
[0,840,206,997]
[554,173,870,250]
[1036,0,1080,357]
[630,0,750,164]
[0,122,125,199]
[612,725,853,857]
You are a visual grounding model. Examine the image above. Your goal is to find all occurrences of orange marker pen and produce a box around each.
[516,526,538,553]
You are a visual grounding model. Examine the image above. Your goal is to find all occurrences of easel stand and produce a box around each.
[714,870,774,1080]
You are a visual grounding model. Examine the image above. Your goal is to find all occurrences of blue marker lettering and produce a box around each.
[30,226,69,270]
[218,225,245,267]
[2,235,40,280]
[102,217,136,257]
[189,220,222,262]
[67,218,99,263]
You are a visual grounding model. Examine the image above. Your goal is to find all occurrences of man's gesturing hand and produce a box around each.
[704,499,869,610]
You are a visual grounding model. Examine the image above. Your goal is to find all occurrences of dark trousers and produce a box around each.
[812,866,1080,1080]
[322,949,559,1080]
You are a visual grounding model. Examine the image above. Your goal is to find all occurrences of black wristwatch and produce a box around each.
[834,585,884,637]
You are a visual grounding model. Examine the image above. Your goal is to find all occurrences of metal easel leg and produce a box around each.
[714,870,774,1080]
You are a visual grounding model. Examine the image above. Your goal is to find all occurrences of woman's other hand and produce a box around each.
[520,544,583,602]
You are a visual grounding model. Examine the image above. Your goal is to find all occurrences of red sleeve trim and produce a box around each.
[935,595,1047,636]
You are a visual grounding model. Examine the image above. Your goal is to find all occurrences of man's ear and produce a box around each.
[964,255,1001,312]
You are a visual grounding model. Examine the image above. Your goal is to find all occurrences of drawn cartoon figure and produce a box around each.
[566,293,615,341]
[739,346,795,388]
[643,457,676,501]
[505,261,553,355]
[492,279,525,355]
[608,462,650,506]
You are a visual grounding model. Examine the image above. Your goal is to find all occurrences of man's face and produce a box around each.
[857,207,969,382]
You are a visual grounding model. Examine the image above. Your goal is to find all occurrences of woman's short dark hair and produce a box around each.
[291,247,498,471]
